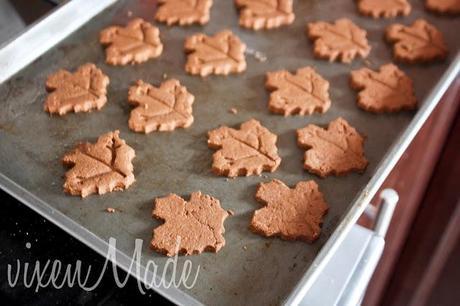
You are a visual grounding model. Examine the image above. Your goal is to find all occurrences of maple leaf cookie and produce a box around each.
[250,179,328,242]
[350,63,417,112]
[297,118,368,177]
[357,0,411,18]
[44,63,109,115]
[426,0,460,14]
[62,130,135,198]
[307,18,371,63]
[155,0,213,25]
[100,18,163,65]
[235,0,295,30]
[208,119,281,177]
[385,19,448,63]
[128,79,194,133]
[266,66,331,116]
[184,30,247,76]
[151,192,229,256]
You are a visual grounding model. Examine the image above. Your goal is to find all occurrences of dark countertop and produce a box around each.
[0,189,172,305]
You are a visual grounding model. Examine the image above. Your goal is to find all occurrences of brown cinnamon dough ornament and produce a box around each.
[250,179,328,242]
[385,19,448,63]
[266,66,331,116]
[426,0,460,14]
[44,63,109,115]
[184,30,247,76]
[297,118,368,177]
[208,119,281,177]
[307,19,371,63]
[151,192,229,256]
[155,0,213,25]
[357,0,411,18]
[350,63,417,112]
[235,0,295,30]
[100,18,163,65]
[62,130,135,198]
[128,79,194,133]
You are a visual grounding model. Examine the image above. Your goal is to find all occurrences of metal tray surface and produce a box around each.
[0,0,459,305]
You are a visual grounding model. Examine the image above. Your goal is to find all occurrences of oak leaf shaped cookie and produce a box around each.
[357,0,411,18]
[128,79,194,133]
[385,19,448,63]
[155,0,213,25]
[151,192,229,256]
[297,118,368,177]
[250,179,328,242]
[100,18,163,65]
[307,18,371,63]
[350,63,417,113]
[62,130,135,198]
[44,63,109,115]
[235,0,295,30]
[426,0,460,14]
[266,66,331,116]
[208,119,281,177]
[184,30,247,76]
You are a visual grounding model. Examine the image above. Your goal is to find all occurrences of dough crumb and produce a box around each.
[229,107,238,114]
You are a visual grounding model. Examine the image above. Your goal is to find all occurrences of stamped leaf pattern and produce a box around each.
[185,30,247,76]
[350,63,417,112]
[307,18,371,63]
[385,19,448,63]
[128,79,194,133]
[297,118,368,177]
[357,0,411,18]
[100,18,163,65]
[44,63,109,115]
[62,130,135,198]
[250,179,328,242]
[155,0,213,25]
[235,0,295,30]
[266,66,331,116]
[426,0,460,14]
[208,119,281,177]
[151,192,229,256]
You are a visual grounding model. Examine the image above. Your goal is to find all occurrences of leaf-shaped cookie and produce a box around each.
[266,66,331,116]
[297,118,368,177]
[184,30,247,76]
[44,63,109,115]
[155,0,213,25]
[235,0,295,30]
[350,63,417,113]
[250,179,328,242]
[128,79,194,133]
[357,0,411,18]
[62,130,135,198]
[426,0,460,14]
[151,192,229,256]
[208,119,281,177]
[100,18,163,65]
[386,19,448,63]
[307,18,371,63]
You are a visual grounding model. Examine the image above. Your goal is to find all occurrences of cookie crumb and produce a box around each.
[246,48,268,62]
[106,207,116,213]
[162,73,168,79]
[229,107,238,114]
[127,10,133,17]
[242,245,247,250]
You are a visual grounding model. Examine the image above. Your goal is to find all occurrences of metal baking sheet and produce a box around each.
[0,0,459,305]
